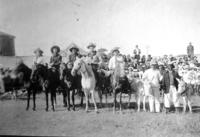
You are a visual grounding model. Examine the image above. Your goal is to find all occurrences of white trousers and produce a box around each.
[164,85,180,108]
[149,87,160,113]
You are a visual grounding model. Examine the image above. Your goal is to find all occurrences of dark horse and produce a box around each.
[33,64,60,111]
[60,63,83,111]
[110,62,131,113]
[14,62,41,111]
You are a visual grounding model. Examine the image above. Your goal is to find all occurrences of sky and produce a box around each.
[0,0,200,56]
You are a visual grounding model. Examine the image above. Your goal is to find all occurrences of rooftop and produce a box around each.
[0,31,15,38]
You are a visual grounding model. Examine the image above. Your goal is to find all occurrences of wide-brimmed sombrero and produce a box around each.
[97,48,107,53]
[111,47,120,54]
[150,59,158,66]
[51,45,60,53]
[34,48,43,54]
[87,43,96,49]
[69,43,79,52]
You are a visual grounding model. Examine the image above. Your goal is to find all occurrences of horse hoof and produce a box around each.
[95,110,99,114]
[73,108,75,111]
[67,108,71,111]
[32,108,36,111]
[45,108,48,112]
[26,107,29,111]
[85,110,89,113]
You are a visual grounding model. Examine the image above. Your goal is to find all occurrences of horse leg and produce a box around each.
[32,91,36,111]
[91,90,98,113]
[105,89,108,107]
[26,90,31,111]
[136,94,140,112]
[72,89,75,111]
[80,90,84,107]
[183,97,187,113]
[54,92,57,106]
[113,90,117,114]
[128,92,131,108]
[50,90,55,112]
[187,97,192,113]
[84,90,89,113]
[62,90,67,107]
[45,90,49,111]
[98,89,103,108]
[67,89,70,111]
[119,92,122,114]
[143,96,147,112]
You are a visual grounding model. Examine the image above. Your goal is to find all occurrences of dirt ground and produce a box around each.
[0,94,200,137]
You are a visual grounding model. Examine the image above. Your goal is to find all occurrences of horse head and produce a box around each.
[176,78,186,95]
[71,58,92,77]
[14,62,32,82]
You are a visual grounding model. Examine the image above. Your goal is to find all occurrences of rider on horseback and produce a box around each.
[31,48,46,80]
[86,43,100,84]
[50,45,62,71]
[108,47,130,91]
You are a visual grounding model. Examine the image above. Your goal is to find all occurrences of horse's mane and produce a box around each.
[81,59,93,77]
[15,63,32,81]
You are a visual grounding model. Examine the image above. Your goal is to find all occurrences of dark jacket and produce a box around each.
[162,70,180,93]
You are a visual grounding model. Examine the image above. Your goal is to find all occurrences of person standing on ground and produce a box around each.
[143,59,163,113]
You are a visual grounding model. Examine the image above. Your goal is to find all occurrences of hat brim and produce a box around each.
[51,46,60,53]
[87,45,96,49]
[34,49,43,54]
[70,47,79,52]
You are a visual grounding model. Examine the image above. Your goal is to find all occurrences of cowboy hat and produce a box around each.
[111,47,120,54]
[150,59,158,66]
[128,67,134,71]
[51,45,60,53]
[34,48,43,54]
[69,43,79,52]
[87,43,96,49]
[97,48,107,53]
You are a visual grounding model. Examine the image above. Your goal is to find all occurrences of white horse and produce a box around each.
[71,58,98,113]
[128,77,151,112]
[176,78,193,113]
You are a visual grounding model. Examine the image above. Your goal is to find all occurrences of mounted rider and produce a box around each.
[49,45,62,71]
[65,43,80,65]
[85,43,100,81]
[86,43,100,66]
[108,47,130,89]
[31,48,46,80]
[49,45,62,88]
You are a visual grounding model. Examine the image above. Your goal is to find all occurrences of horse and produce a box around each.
[96,68,112,107]
[60,62,83,111]
[128,77,151,112]
[110,60,131,113]
[176,78,194,113]
[71,58,98,113]
[14,62,41,111]
[34,65,60,111]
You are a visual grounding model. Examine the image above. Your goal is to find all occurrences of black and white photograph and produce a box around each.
[0,0,200,136]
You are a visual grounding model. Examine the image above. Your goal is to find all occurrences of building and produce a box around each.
[0,31,15,56]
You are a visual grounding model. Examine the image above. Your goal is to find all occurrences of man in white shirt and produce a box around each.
[143,59,163,113]
[31,48,46,79]
[108,47,120,70]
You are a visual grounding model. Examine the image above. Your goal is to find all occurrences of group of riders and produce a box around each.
[0,42,198,113]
